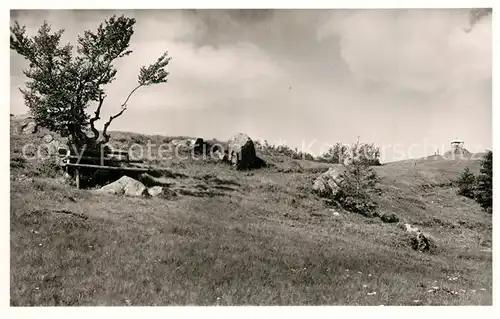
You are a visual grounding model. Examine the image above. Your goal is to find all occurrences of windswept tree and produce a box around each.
[10,15,170,148]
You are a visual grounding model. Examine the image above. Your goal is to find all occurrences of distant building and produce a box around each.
[450,138,465,152]
[444,137,471,160]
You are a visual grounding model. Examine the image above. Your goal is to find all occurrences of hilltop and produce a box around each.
[10,119,492,306]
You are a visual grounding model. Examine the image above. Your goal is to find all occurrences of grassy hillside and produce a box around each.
[10,123,492,306]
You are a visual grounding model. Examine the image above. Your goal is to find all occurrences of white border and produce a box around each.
[2,0,497,318]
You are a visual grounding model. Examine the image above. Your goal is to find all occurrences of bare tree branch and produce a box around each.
[100,84,143,143]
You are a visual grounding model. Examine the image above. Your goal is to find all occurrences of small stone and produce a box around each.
[367,292,377,296]
[43,134,54,143]
[363,284,368,288]
[147,186,164,197]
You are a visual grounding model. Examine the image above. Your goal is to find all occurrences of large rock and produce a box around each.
[312,167,344,198]
[192,137,210,155]
[399,223,432,252]
[22,121,37,134]
[228,133,262,170]
[98,176,147,197]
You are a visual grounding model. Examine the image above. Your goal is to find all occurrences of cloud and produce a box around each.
[10,10,287,115]
[317,10,491,93]
[10,10,491,160]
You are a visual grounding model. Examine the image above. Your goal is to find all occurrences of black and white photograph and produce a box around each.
[8,5,493,308]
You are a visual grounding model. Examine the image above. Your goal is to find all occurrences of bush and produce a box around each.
[335,191,378,217]
[257,140,315,161]
[456,166,476,199]
[380,212,399,223]
[34,158,63,178]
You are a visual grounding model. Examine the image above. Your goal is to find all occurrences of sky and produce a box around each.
[10,9,492,161]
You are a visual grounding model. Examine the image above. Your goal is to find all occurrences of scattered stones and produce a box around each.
[367,292,377,296]
[170,139,191,149]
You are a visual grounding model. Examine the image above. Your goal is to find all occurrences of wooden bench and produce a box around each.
[58,147,150,189]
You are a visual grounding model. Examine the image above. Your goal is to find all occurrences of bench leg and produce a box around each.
[75,168,80,189]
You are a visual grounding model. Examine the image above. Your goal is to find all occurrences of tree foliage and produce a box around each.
[335,138,380,216]
[456,166,476,199]
[475,151,492,213]
[10,15,171,148]
[319,142,381,166]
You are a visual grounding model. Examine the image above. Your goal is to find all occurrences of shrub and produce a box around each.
[319,142,381,166]
[333,138,381,216]
[456,166,476,199]
[34,158,63,178]
[10,157,26,169]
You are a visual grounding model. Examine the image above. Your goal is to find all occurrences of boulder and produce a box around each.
[193,138,206,154]
[228,133,263,170]
[98,176,147,197]
[312,167,344,198]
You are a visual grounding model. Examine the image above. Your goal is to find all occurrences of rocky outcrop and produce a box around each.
[312,167,344,198]
[399,223,432,252]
